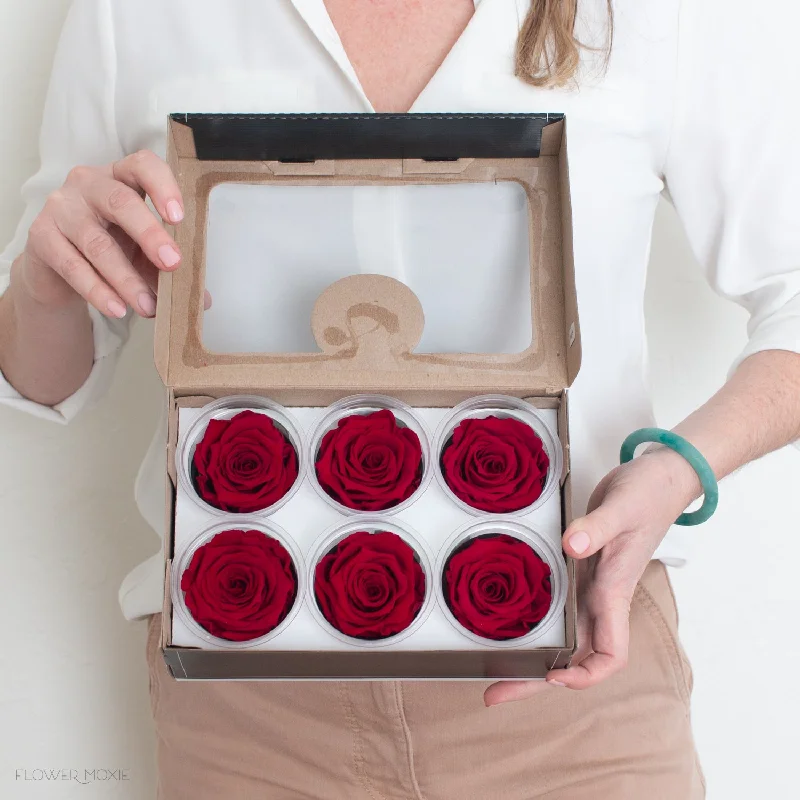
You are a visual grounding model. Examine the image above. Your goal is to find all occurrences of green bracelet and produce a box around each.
[620,428,718,526]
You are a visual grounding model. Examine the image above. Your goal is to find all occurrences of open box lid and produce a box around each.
[155,113,581,401]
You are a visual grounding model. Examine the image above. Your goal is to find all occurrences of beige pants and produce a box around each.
[146,561,705,799]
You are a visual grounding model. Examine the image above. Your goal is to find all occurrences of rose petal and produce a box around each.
[442,417,549,513]
[315,411,423,511]
[181,529,297,641]
[314,531,425,639]
[192,411,298,513]
[444,534,552,640]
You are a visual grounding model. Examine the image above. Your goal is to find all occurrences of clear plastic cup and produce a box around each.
[435,518,567,648]
[171,520,305,649]
[307,517,435,648]
[306,395,433,516]
[178,395,305,517]
[433,395,562,516]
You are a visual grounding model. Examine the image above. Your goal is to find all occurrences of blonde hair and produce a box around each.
[515,0,614,88]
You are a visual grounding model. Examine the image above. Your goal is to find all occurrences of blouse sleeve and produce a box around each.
[0,0,132,424]
[663,0,800,384]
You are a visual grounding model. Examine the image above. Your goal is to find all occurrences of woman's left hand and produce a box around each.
[484,447,701,705]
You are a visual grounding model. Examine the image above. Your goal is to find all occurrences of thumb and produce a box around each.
[562,502,628,559]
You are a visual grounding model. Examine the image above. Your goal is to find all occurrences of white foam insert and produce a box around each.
[172,407,565,651]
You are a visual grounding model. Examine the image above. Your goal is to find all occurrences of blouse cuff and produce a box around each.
[0,273,128,425]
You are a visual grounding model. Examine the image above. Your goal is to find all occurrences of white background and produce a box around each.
[0,2,797,798]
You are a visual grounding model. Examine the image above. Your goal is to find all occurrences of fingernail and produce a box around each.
[138,292,157,318]
[107,299,127,319]
[203,289,212,310]
[158,245,181,268]
[166,200,184,223]
[547,680,567,687]
[568,531,590,554]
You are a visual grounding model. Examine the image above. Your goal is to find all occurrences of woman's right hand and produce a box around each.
[20,150,187,319]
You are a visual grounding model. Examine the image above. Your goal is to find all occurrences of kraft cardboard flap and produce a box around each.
[156,114,581,400]
[311,274,424,359]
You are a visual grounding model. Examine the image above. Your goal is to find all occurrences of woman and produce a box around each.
[1,0,798,797]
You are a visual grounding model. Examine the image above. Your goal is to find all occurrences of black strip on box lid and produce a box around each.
[171,112,563,162]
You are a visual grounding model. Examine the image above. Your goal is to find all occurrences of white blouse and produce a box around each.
[1,0,799,621]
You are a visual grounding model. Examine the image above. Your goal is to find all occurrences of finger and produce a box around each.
[483,679,553,706]
[109,150,184,224]
[130,246,212,311]
[28,222,127,319]
[130,248,212,316]
[131,249,161,296]
[562,500,629,559]
[57,215,156,318]
[546,593,631,691]
[110,227,157,292]
[82,176,182,272]
[538,574,594,691]
[485,573,597,704]
[129,246,212,313]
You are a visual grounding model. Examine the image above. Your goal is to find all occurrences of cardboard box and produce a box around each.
[156,112,581,680]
